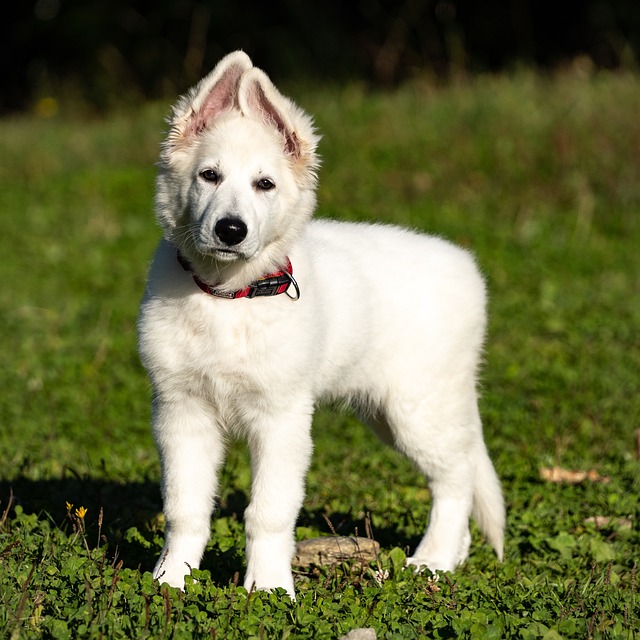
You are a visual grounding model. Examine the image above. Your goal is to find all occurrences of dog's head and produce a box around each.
[155,51,320,288]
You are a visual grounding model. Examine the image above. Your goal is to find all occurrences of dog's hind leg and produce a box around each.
[152,395,225,589]
[243,405,314,599]
[408,435,504,570]
[383,391,503,572]
[406,458,475,572]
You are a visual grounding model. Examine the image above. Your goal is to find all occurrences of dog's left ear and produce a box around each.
[238,68,318,162]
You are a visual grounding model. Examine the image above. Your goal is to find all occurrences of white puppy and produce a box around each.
[138,51,505,598]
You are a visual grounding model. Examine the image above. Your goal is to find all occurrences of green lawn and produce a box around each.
[0,70,638,639]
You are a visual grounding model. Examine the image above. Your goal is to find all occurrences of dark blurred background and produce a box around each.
[3,0,639,114]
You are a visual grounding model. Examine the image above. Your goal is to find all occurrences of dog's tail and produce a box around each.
[472,444,505,561]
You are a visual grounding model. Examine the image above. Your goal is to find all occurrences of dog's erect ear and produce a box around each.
[164,51,252,153]
[183,50,252,138]
[237,68,306,158]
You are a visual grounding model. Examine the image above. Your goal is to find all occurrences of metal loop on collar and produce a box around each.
[284,271,301,300]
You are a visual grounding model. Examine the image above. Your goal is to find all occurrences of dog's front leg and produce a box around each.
[152,395,224,589]
[243,409,313,599]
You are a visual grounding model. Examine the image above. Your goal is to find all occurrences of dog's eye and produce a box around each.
[255,178,275,191]
[200,169,221,183]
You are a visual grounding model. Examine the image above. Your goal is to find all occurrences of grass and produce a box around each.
[1,69,639,638]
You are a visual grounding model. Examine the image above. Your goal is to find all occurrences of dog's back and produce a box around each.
[294,219,486,406]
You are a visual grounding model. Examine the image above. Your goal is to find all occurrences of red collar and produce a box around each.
[177,250,300,300]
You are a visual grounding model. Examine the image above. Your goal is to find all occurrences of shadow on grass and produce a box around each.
[0,475,409,587]
[0,474,163,575]
[0,475,160,528]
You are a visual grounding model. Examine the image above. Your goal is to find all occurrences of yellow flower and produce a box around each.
[66,502,73,514]
[74,506,87,519]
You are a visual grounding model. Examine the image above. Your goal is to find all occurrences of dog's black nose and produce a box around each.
[214,217,248,246]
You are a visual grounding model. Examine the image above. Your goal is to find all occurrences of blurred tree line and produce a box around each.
[2,0,639,114]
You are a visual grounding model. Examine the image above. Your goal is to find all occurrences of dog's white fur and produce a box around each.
[138,50,505,598]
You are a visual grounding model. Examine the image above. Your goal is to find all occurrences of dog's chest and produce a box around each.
[168,296,290,401]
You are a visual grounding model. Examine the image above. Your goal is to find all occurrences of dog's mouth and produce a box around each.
[201,246,259,263]
[190,239,246,262]
[213,248,241,261]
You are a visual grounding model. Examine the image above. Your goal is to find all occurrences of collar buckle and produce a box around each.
[246,274,292,298]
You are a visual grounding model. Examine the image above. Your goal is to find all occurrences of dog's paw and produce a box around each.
[407,528,471,573]
[244,569,296,600]
[405,554,453,573]
[153,553,192,590]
